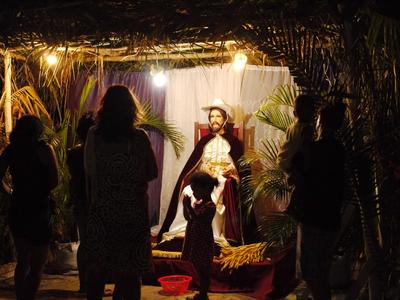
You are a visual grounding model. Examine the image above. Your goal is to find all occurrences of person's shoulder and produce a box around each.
[67,144,83,159]
[36,140,55,154]
[133,127,150,139]
[222,131,241,145]
[87,126,97,136]
[36,141,56,161]
[197,133,214,146]
[199,132,214,140]
[68,143,83,152]
[37,140,51,149]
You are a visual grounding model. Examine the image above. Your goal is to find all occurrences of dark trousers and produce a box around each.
[300,224,337,300]
[86,266,141,300]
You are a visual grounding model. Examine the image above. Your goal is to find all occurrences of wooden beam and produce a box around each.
[0,49,26,61]
[2,40,256,62]
[4,51,13,137]
[73,49,254,62]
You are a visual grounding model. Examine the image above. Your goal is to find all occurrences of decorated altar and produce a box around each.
[145,241,297,299]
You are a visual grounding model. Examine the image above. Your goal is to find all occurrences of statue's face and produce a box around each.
[209,109,226,133]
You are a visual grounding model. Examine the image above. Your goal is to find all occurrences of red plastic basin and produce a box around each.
[158,275,192,295]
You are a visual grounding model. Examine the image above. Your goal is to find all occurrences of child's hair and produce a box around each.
[294,94,315,122]
[189,172,219,194]
[319,101,347,131]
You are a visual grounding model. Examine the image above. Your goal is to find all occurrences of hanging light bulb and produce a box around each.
[233,52,247,71]
[45,54,58,65]
[153,70,167,87]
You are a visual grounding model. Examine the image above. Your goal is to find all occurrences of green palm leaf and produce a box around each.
[138,102,185,158]
[257,213,297,256]
[254,84,298,132]
[255,103,293,132]
[239,138,290,220]
[69,76,97,146]
[268,84,299,106]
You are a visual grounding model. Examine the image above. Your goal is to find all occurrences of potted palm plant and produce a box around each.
[239,84,298,255]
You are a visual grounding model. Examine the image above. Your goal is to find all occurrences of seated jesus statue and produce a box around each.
[158,98,243,245]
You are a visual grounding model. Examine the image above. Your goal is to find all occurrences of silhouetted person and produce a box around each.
[182,172,218,300]
[277,94,315,218]
[66,112,95,293]
[0,115,59,300]
[299,102,347,300]
[84,85,158,300]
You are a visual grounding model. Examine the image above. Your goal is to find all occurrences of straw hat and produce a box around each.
[201,98,231,116]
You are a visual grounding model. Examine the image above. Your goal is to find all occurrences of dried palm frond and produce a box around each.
[216,242,270,272]
[1,85,51,123]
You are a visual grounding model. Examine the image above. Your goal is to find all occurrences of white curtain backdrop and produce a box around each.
[157,64,294,227]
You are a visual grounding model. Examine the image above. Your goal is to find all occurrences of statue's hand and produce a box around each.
[221,165,233,177]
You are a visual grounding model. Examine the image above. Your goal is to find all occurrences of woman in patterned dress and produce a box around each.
[182,172,218,300]
[84,85,158,300]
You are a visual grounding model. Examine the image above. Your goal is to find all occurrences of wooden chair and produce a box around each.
[194,121,254,151]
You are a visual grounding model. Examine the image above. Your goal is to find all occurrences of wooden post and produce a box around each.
[4,51,12,138]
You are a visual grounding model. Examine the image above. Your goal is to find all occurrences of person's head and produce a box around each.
[96,85,139,140]
[76,112,95,142]
[318,101,347,136]
[10,115,44,145]
[189,171,219,202]
[208,108,228,134]
[293,94,315,123]
[202,98,231,134]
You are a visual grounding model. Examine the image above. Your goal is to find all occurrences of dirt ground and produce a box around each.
[0,272,261,300]
[0,263,347,299]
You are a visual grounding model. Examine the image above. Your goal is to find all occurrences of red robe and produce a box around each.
[158,131,243,242]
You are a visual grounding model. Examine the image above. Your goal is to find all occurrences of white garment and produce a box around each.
[277,121,310,175]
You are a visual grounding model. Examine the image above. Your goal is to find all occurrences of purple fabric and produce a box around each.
[68,71,165,225]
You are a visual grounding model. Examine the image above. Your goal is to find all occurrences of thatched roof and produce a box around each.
[1,1,284,65]
[2,1,250,45]
[3,1,397,90]
[1,1,399,65]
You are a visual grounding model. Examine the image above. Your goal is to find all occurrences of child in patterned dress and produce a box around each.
[181,172,219,300]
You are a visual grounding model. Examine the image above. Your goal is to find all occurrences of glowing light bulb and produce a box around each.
[45,54,58,65]
[233,53,247,71]
[153,71,167,87]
